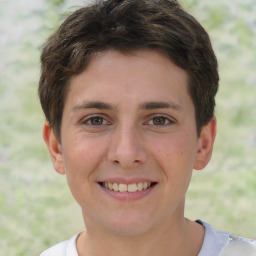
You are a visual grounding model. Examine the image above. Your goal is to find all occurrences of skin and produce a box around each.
[43,49,216,256]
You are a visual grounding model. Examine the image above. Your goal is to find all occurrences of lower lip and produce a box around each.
[99,184,156,201]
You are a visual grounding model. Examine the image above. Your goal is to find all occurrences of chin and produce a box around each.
[102,211,154,236]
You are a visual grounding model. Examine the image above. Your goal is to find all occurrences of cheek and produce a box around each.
[61,136,108,182]
[150,135,197,174]
[61,136,108,206]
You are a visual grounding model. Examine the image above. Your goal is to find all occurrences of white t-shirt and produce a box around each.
[40,221,256,256]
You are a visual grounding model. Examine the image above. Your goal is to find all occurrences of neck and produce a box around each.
[77,213,204,256]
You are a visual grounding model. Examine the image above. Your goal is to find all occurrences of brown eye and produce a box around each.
[82,115,111,127]
[152,116,170,125]
[90,117,104,125]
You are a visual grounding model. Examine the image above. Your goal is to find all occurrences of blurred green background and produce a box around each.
[0,0,255,255]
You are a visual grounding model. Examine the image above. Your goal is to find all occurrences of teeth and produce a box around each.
[108,183,113,190]
[113,183,118,192]
[137,182,143,191]
[119,183,127,192]
[102,182,152,192]
[128,183,137,192]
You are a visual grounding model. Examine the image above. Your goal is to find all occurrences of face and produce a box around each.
[44,49,215,236]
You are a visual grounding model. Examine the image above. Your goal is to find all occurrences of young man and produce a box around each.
[39,0,256,255]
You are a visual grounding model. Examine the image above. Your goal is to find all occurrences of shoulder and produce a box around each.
[40,240,68,256]
[197,221,231,256]
[219,234,256,256]
[40,234,79,256]
[197,220,256,256]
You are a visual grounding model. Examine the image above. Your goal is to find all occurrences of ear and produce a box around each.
[43,122,65,175]
[193,116,217,170]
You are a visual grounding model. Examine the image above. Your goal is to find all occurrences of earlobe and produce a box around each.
[43,122,65,175]
[194,116,217,170]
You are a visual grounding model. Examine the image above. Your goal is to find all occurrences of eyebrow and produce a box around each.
[139,101,183,111]
[72,101,113,111]
[72,100,183,112]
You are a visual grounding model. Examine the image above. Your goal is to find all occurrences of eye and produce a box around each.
[147,116,173,126]
[83,116,109,126]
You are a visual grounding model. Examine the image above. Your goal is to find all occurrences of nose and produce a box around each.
[107,124,147,168]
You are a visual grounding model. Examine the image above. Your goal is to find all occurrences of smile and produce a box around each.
[99,182,156,193]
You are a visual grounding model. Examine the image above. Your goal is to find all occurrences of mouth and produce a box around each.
[98,181,157,193]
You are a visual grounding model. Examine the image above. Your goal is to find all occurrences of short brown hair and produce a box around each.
[39,0,219,141]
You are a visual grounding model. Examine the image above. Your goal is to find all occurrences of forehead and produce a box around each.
[85,49,188,83]
[65,49,191,110]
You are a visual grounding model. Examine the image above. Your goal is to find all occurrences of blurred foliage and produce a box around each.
[46,0,66,8]
[0,0,255,254]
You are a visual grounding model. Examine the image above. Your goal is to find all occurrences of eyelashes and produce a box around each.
[83,116,110,126]
[81,114,175,128]
[146,116,174,126]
